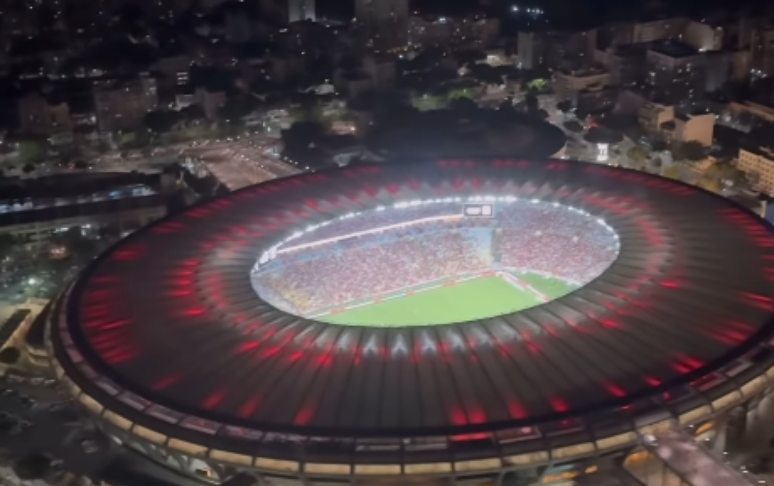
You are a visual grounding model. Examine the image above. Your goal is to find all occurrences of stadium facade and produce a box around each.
[48,159,774,485]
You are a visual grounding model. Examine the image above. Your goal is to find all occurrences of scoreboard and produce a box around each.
[463,203,494,218]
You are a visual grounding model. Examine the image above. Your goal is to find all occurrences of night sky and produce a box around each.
[318,0,772,27]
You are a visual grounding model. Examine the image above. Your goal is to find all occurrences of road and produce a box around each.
[0,377,207,486]
[181,134,299,191]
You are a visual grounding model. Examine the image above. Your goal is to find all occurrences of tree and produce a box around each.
[449,97,478,111]
[180,104,206,122]
[584,127,623,145]
[142,110,179,134]
[12,453,50,480]
[0,235,14,260]
[697,175,722,193]
[0,347,20,364]
[627,146,648,162]
[651,139,669,152]
[537,109,550,120]
[651,157,663,170]
[672,140,705,162]
[218,96,261,125]
[556,100,573,113]
[563,121,583,133]
[447,86,473,101]
[18,140,47,165]
[708,162,749,189]
[22,163,35,174]
[497,98,514,111]
[661,166,681,180]
[527,78,548,92]
[524,94,539,114]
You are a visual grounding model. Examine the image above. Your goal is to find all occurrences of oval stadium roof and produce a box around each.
[52,159,774,454]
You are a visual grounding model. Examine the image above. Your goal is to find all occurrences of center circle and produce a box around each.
[251,199,620,327]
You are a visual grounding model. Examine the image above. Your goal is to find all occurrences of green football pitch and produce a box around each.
[319,274,576,327]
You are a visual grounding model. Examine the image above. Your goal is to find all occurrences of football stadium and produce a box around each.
[48,159,774,486]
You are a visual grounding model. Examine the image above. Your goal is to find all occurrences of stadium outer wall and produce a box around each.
[45,159,774,486]
[47,273,774,485]
[47,293,774,486]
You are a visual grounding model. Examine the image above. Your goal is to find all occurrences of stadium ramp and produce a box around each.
[575,468,645,486]
[643,429,759,486]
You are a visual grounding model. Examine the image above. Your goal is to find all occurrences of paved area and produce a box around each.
[184,135,298,191]
[647,430,762,486]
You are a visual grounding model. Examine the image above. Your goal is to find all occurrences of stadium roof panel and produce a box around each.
[53,159,774,447]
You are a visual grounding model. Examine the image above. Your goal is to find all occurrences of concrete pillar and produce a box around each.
[710,416,728,454]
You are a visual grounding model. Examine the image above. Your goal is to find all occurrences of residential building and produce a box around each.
[409,15,499,48]
[603,18,686,46]
[554,67,609,100]
[684,20,724,52]
[363,55,396,91]
[751,27,774,77]
[355,0,409,50]
[704,51,732,93]
[645,40,706,104]
[606,45,648,87]
[633,18,686,44]
[660,112,715,146]
[259,0,315,24]
[17,93,72,136]
[333,72,373,98]
[195,88,227,120]
[518,29,596,71]
[93,76,158,133]
[639,101,714,146]
[639,101,675,132]
[458,16,500,48]
[152,53,192,91]
[738,146,774,195]
[731,49,752,81]
[289,0,315,22]
[573,85,618,115]
[174,86,196,110]
[727,101,774,124]
[268,53,305,83]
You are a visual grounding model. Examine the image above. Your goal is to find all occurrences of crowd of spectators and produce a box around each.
[255,230,489,313]
[252,201,619,315]
[496,205,616,284]
[287,204,459,247]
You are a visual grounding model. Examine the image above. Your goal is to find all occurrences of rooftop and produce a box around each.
[558,66,608,78]
[648,40,700,59]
